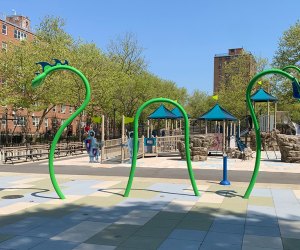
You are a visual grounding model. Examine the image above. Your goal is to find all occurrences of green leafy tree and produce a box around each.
[272,20,300,122]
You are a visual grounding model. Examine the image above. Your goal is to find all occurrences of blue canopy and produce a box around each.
[148,104,177,119]
[250,88,278,102]
[199,103,237,121]
[171,107,191,119]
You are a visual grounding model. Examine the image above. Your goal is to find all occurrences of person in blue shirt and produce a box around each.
[84,130,100,163]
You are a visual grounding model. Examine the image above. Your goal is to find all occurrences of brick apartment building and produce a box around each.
[213,48,256,93]
[0,13,86,142]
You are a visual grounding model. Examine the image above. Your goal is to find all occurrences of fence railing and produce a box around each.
[0,142,85,164]
[156,135,184,154]
[101,137,144,163]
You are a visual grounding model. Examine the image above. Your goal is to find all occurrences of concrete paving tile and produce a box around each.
[134,225,174,238]
[213,215,245,225]
[90,181,121,189]
[158,238,201,250]
[115,216,152,226]
[177,219,213,231]
[0,202,38,215]
[282,237,300,250]
[276,208,300,221]
[144,218,179,229]
[272,189,299,209]
[120,235,165,249]
[126,189,158,199]
[147,183,189,192]
[0,217,51,234]
[246,217,278,227]
[203,232,243,246]
[243,235,283,249]
[51,221,109,242]
[45,195,83,205]
[73,196,125,207]
[153,211,187,221]
[248,197,274,207]
[89,188,123,197]
[247,205,277,216]
[278,219,300,239]
[193,202,222,209]
[20,219,79,238]
[126,210,159,218]
[197,192,225,204]
[0,235,13,243]
[74,243,116,250]
[30,239,80,250]
[200,242,242,250]
[210,222,244,234]
[251,188,272,197]
[242,247,275,250]
[245,225,280,237]
[162,200,195,213]
[85,224,140,246]
[168,229,206,241]
[293,190,300,199]
[73,243,116,250]
[184,210,216,220]
[0,236,45,249]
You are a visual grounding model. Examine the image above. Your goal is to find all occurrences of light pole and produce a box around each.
[5,108,8,146]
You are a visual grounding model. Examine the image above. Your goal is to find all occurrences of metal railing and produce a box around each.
[156,135,184,154]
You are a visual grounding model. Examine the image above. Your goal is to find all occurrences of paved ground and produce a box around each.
[0,154,300,249]
[1,152,300,185]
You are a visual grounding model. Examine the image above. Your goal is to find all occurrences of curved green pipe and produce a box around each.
[32,64,91,199]
[282,65,300,74]
[243,69,298,199]
[124,98,200,197]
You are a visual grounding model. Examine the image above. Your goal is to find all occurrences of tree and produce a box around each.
[107,32,147,74]
[186,90,213,118]
[272,20,300,122]
[273,21,300,68]
[216,54,256,119]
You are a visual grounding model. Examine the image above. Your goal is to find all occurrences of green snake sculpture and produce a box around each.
[32,59,91,199]
[243,68,300,199]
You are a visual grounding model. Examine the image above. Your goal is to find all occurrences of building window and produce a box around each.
[61,105,66,113]
[52,106,56,112]
[14,29,27,40]
[14,116,25,126]
[2,24,7,35]
[2,42,7,51]
[69,106,73,114]
[1,115,6,126]
[32,117,40,127]
[45,118,48,128]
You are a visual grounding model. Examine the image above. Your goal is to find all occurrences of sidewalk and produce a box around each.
[0,156,299,249]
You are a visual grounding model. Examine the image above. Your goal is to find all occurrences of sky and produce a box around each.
[1,0,300,94]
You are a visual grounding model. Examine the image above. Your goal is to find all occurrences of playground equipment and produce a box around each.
[199,103,238,154]
[124,97,200,197]
[32,59,91,199]
[243,68,300,199]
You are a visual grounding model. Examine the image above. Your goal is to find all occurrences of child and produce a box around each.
[84,130,100,163]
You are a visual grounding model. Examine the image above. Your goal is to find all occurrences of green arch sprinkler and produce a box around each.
[124,97,200,197]
[243,68,300,199]
[32,59,91,199]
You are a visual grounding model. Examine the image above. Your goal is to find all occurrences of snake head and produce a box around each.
[291,79,300,99]
[32,59,69,88]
